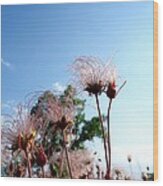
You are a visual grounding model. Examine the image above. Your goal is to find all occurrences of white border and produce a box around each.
[0,0,162,186]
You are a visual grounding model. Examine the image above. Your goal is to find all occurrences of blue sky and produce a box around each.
[2,1,154,174]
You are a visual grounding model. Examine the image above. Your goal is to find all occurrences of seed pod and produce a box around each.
[106,83,116,99]
[36,147,47,167]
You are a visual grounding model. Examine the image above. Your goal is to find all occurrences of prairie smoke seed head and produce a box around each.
[71,56,106,95]
[46,96,75,131]
[1,105,38,153]
[85,80,104,96]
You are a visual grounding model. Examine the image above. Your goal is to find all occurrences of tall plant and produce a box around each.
[72,56,126,179]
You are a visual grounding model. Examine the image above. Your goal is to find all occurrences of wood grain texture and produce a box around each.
[154,1,158,181]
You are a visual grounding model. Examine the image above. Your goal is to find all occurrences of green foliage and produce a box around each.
[50,163,59,177]
[71,116,102,150]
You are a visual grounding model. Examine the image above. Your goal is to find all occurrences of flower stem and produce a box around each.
[116,81,127,97]
[42,166,45,178]
[95,94,109,172]
[59,149,64,177]
[25,150,32,178]
[62,131,73,179]
[129,162,133,179]
[107,98,112,179]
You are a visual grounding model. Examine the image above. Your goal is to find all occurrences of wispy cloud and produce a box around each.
[1,58,12,68]
[52,82,66,93]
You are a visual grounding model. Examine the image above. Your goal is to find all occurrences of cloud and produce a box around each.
[1,58,11,68]
[52,82,66,93]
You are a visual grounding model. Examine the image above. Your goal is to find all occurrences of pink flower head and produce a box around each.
[104,63,118,99]
[71,56,106,96]
[2,104,37,152]
[46,97,75,131]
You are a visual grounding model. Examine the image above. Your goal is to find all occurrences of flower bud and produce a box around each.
[106,82,116,99]
[36,147,47,167]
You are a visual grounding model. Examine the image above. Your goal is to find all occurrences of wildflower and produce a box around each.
[45,96,75,178]
[36,146,47,167]
[104,63,118,99]
[71,56,106,96]
[72,56,112,175]
[1,104,39,177]
[2,105,37,153]
[71,55,126,180]
[104,63,126,179]
[47,97,74,131]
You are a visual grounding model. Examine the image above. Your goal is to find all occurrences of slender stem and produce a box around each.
[9,162,14,177]
[116,81,127,97]
[129,162,133,179]
[95,94,109,172]
[42,166,45,178]
[59,149,65,177]
[107,98,112,179]
[25,150,32,178]
[62,131,73,179]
